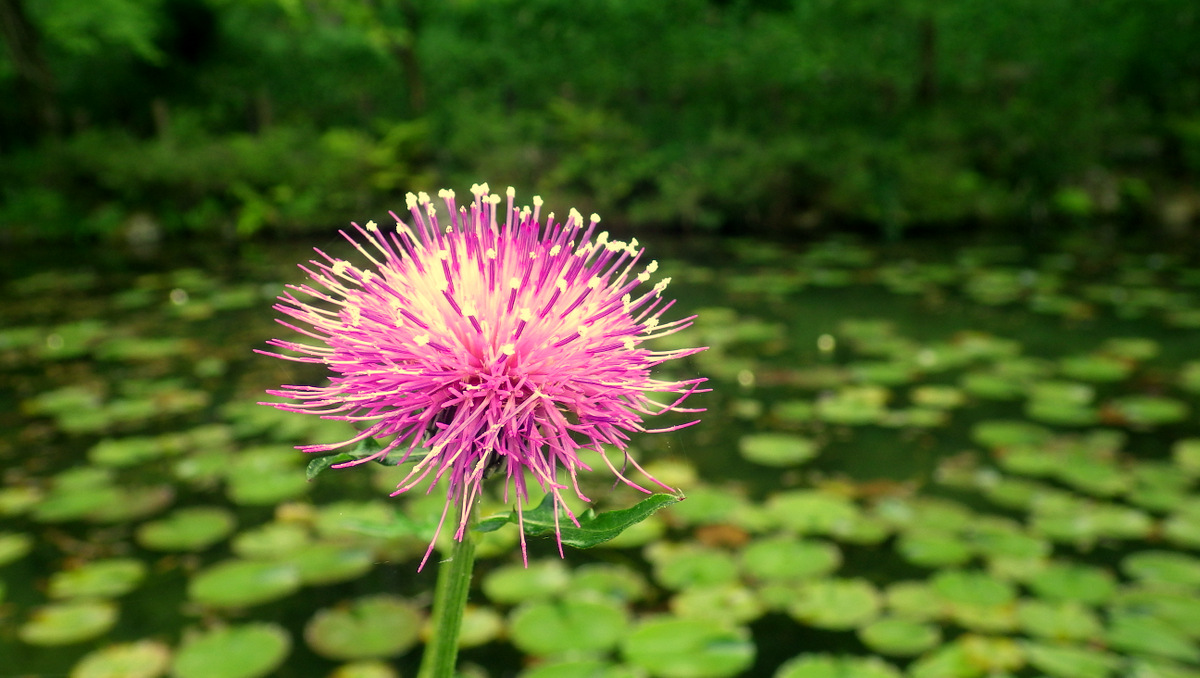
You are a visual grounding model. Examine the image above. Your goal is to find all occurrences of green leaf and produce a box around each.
[305,452,359,481]
[476,492,682,548]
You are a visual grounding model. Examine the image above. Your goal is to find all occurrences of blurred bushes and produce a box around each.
[0,0,1197,240]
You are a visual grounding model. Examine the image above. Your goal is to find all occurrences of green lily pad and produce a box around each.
[814,387,888,425]
[647,543,739,591]
[776,654,903,678]
[1022,638,1123,676]
[569,563,649,603]
[896,530,973,568]
[518,658,640,678]
[304,595,422,660]
[291,543,374,585]
[788,578,881,630]
[960,370,1025,400]
[231,522,312,560]
[1026,562,1116,604]
[136,506,236,552]
[671,584,764,623]
[1058,354,1131,382]
[857,618,941,656]
[738,433,820,467]
[766,490,859,535]
[70,640,172,678]
[88,436,168,467]
[1113,587,1200,637]
[1025,399,1100,426]
[48,558,146,600]
[1109,395,1190,427]
[510,598,629,656]
[931,570,1015,607]
[458,604,504,649]
[0,485,42,515]
[1016,600,1103,642]
[172,623,290,678]
[1172,439,1200,477]
[226,446,309,505]
[482,560,570,605]
[0,531,33,566]
[18,600,118,645]
[884,581,943,621]
[1102,337,1160,361]
[1122,550,1200,589]
[188,560,301,608]
[971,420,1053,449]
[1107,613,1200,662]
[740,536,841,582]
[90,485,174,523]
[910,385,966,409]
[621,617,755,678]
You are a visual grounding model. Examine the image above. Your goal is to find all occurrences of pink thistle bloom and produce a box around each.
[260,184,705,568]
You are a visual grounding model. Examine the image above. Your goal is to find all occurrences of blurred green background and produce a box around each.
[2,0,1198,242]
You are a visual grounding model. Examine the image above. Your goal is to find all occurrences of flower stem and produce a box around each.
[418,507,477,678]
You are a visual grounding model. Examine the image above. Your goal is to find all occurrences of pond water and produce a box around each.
[3,232,1200,678]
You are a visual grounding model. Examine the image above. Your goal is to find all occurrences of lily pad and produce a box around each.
[857,618,941,656]
[740,536,841,582]
[304,595,422,660]
[0,531,33,566]
[172,623,291,678]
[188,559,301,608]
[458,604,505,648]
[896,530,973,568]
[510,598,629,656]
[971,420,1053,449]
[1106,612,1200,662]
[231,522,312,560]
[647,543,740,591]
[70,640,172,678]
[1172,439,1200,477]
[766,490,859,535]
[788,578,881,630]
[1026,563,1116,604]
[776,654,903,678]
[738,433,820,467]
[136,506,236,552]
[931,569,1015,607]
[1016,600,1103,641]
[290,543,374,585]
[1058,354,1131,382]
[1108,395,1190,427]
[1122,550,1200,589]
[884,581,943,621]
[19,600,118,645]
[621,617,755,678]
[482,559,570,604]
[671,584,764,623]
[48,558,147,600]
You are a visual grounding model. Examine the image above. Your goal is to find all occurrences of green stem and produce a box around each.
[418,505,477,678]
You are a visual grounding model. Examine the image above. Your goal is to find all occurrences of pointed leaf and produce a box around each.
[477,493,682,549]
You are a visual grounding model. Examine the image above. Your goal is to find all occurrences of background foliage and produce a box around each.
[1,0,1198,240]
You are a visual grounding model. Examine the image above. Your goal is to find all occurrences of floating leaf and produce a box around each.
[1108,395,1190,427]
[136,506,236,552]
[647,543,739,591]
[787,578,881,630]
[70,640,171,678]
[1122,551,1200,589]
[971,420,1053,449]
[482,560,570,605]
[739,536,841,582]
[510,598,629,656]
[766,490,859,535]
[188,560,301,608]
[1106,613,1200,662]
[0,532,33,566]
[172,623,290,678]
[621,617,754,678]
[1016,600,1103,642]
[897,530,973,568]
[738,433,819,467]
[1026,563,1116,604]
[304,595,422,660]
[858,618,941,656]
[671,584,764,623]
[19,601,118,645]
[290,544,374,585]
[569,564,649,604]
[776,654,902,678]
[49,558,146,600]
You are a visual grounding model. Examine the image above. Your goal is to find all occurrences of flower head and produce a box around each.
[261,184,705,567]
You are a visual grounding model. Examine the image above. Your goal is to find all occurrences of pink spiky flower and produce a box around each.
[260,184,705,568]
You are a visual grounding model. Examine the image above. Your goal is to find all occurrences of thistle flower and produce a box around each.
[260,184,705,567]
